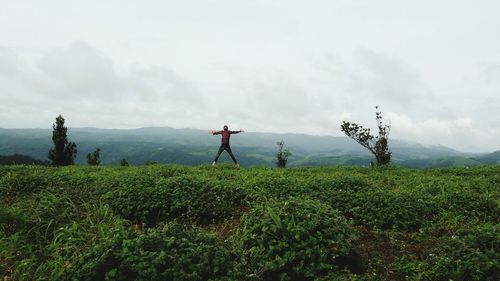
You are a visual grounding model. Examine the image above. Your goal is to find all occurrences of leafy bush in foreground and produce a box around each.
[70,222,235,281]
[393,222,500,281]
[420,223,499,281]
[1,164,498,280]
[348,190,440,230]
[236,197,358,281]
[0,206,24,236]
[102,183,167,226]
[0,166,52,197]
[439,192,499,223]
[102,174,247,226]
[1,203,125,281]
[161,175,246,225]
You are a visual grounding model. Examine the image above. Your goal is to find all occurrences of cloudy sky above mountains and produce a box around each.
[0,0,499,152]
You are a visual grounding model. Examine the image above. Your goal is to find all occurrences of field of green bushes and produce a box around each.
[1,164,498,280]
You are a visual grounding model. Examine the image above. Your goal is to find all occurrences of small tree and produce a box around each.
[48,115,77,166]
[276,140,292,168]
[86,147,101,165]
[120,158,129,166]
[341,106,391,165]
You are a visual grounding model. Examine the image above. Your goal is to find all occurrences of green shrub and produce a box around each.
[0,165,16,178]
[312,176,373,193]
[243,176,308,199]
[13,191,87,242]
[0,206,24,235]
[244,174,371,200]
[421,223,499,281]
[71,222,235,281]
[0,232,36,280]
[46,167,103,192]
[348,190,440,230]
[306,176,373,215]
[102,183,167,226]
[439,192,499,223]
[0,166,52,196]
[1,203,126,281]
[155,164,189,178]
[29,204,126,280]
[236,197,358,281]
[1,164,498,280]
[98,170,158,194]
[161,175,246,225]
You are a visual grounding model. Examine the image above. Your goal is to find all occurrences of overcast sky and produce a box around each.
[1,0,499,152]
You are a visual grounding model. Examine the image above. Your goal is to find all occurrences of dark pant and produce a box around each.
[214,145,238,163]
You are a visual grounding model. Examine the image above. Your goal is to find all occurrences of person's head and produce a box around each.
[223,125,228,131]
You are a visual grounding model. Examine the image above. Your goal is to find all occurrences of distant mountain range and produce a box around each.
[0,127,499,168]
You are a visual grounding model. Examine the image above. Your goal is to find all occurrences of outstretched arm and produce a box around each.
[210,130,222,135]
[230,129,245,134]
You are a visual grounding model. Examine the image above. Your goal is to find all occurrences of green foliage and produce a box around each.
[3,127,499,168]
[102,182,167,226]
[341,106,391,165]
[0,206,24,235]
[236,198,358,280]
[86,147,101,165]
[276,140,292,168]
[0,201,125,280]
[0,164,499,280]
[439,191,499,223]
[424,223,499,281]
[243,174,309,199]
[120,158,129,166]
[0,154,47,165]
[102,174,246,226]
[48,115,77,166]
[161,175,247,225]
[0,166,53,197]
[398,223,500,281]
[13,191,88,244]
[348,190,440,230]
[66,222,234,281]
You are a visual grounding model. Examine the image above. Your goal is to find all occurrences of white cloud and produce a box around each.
[1,1,500,152]
[0,42,206,129]
[386,112,499,152]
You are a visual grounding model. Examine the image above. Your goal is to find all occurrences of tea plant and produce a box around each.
[0,164,498,280]
[236,197,358,280]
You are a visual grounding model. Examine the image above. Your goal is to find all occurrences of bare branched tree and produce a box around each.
[341,106,391,165]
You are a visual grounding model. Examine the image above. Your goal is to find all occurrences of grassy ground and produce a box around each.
[1,164,498,280]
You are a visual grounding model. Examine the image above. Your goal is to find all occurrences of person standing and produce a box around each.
[210,125,244,167]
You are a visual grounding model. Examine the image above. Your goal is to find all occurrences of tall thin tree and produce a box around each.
[276,140,292,168]
[48,115,77,166]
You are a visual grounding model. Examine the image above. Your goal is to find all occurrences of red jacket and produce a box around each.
[213,130,240,146]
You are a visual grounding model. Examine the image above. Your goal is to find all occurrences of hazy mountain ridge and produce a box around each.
[0,127,498,168]
[470,150,500,164]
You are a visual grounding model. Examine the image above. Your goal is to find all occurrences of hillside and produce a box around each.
[0,154,48,165]
[471,150,500,164]
[1,164,498,280]
[2,127,497,168]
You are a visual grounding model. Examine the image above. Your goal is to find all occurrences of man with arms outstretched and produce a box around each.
[210,125,244,167]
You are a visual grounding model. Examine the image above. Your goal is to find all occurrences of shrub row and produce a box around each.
[103,174,246,226]
[1,164,498,280]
